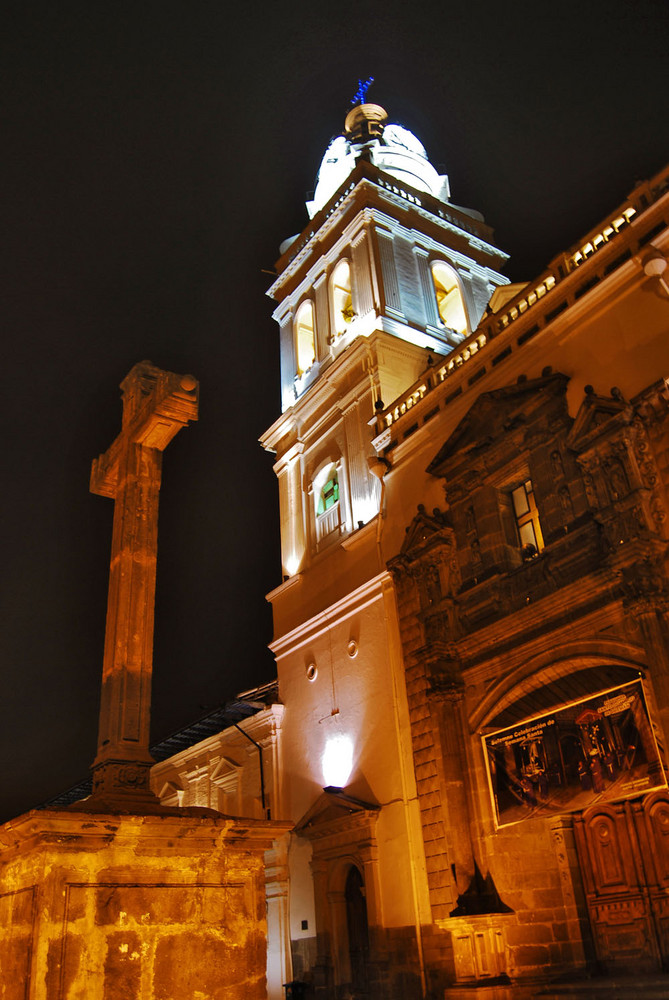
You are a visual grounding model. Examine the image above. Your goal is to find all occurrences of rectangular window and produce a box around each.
[511,479,544,557]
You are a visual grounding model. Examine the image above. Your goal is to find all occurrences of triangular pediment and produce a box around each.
[567,388,631,453]
[295,788,379,839]
[398,504,452,558]
[427,372,569,476]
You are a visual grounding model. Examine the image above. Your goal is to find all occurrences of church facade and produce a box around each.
[156,104,669,997]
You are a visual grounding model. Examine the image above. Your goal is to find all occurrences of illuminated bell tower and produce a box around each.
[262,99,510,580]
[260,98,512,994]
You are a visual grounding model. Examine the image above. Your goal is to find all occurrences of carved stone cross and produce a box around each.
[88,361,198,809]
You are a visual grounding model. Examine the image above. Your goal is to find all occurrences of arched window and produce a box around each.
[295,300,316,376]
[431,261,468,335]
[313,463,342,544]
[331,260,354,338]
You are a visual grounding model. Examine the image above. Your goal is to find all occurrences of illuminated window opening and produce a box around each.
[431,261,468,335]
[295,300,316,377]
[512,479,544,559]
[331,260,354,338]
[316,469,339,514]
[317,473,339,515]
[314,463,342,545]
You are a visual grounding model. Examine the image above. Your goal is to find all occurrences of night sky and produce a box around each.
[2,2,667,823]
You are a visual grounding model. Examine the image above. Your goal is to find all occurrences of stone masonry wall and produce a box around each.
[0,809,282,1000]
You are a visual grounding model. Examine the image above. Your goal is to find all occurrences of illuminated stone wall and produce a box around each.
[261,98,669,992]
[0,809,277,999]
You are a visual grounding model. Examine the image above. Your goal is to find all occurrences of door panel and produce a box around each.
[574,791,669,972]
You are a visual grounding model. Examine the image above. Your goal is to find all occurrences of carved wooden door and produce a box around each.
[573,791,669,972]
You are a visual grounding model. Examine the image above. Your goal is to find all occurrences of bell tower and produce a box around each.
[260,98,513,994]
[261,99,510,583]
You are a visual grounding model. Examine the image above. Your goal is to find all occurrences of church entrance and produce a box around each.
[573,789,669,972]
[345,864,370,995]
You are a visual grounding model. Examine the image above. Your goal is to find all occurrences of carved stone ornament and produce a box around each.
[398,504,452,556]
[620,554,669,615]
[91,759,154,799]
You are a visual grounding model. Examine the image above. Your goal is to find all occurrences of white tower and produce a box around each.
[262,102,509,581]
[260,102,512,996]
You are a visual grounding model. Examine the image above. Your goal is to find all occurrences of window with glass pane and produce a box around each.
[511,480,544,556]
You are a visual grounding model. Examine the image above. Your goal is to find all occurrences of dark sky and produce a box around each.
[2,1,667,823]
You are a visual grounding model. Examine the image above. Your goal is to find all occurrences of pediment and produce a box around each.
[398,504,452,558]
[567,388,632,453]
[295,788,379,840]
[427,372,569,476]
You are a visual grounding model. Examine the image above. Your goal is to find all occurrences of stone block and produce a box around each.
[510,943,551,969]
[530,888,566,910]
[506,922,553,946]
[103,929,143,993]
[552,920,568,941]
[517,907,557,925]
[0,808,285,1000]
[0,888,36,1000]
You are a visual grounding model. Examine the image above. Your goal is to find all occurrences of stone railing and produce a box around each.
[375,163,669,444]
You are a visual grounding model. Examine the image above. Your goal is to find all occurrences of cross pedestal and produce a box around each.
[87,361,198,810]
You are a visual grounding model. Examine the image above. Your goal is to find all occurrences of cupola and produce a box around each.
[307,102,451,218]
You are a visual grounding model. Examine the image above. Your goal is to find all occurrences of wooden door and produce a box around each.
[573,791,669,972]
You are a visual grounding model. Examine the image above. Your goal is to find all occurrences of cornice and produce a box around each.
[372,210,668,463]
[268,570,394,654]
[269,162,507,301]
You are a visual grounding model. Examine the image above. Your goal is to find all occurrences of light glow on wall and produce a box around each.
[321,734,353,788]
[283,552,301,577]
[354,494,380,527]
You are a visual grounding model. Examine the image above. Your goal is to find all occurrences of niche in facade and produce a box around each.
[431,261,468,335]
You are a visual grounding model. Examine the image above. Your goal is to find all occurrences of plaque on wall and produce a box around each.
[483,681,666,828]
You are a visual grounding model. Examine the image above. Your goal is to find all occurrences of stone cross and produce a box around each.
[88,361,198,809]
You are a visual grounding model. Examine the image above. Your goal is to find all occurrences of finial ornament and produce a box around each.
[351,77,374,106]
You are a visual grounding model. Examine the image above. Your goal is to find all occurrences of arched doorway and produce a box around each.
[345,865,370,994]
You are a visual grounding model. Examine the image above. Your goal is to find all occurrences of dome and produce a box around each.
[306,104,451,219]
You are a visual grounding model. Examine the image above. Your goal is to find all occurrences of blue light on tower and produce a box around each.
[351,77,374,106]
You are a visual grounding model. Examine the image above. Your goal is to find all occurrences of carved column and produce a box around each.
[550,816,595,968]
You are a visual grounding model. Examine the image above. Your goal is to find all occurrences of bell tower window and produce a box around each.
[431,261,468,335]
[295,300,316,377]
[317,473,339,514]
[331,260,354,338]
[313,463,343,545]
